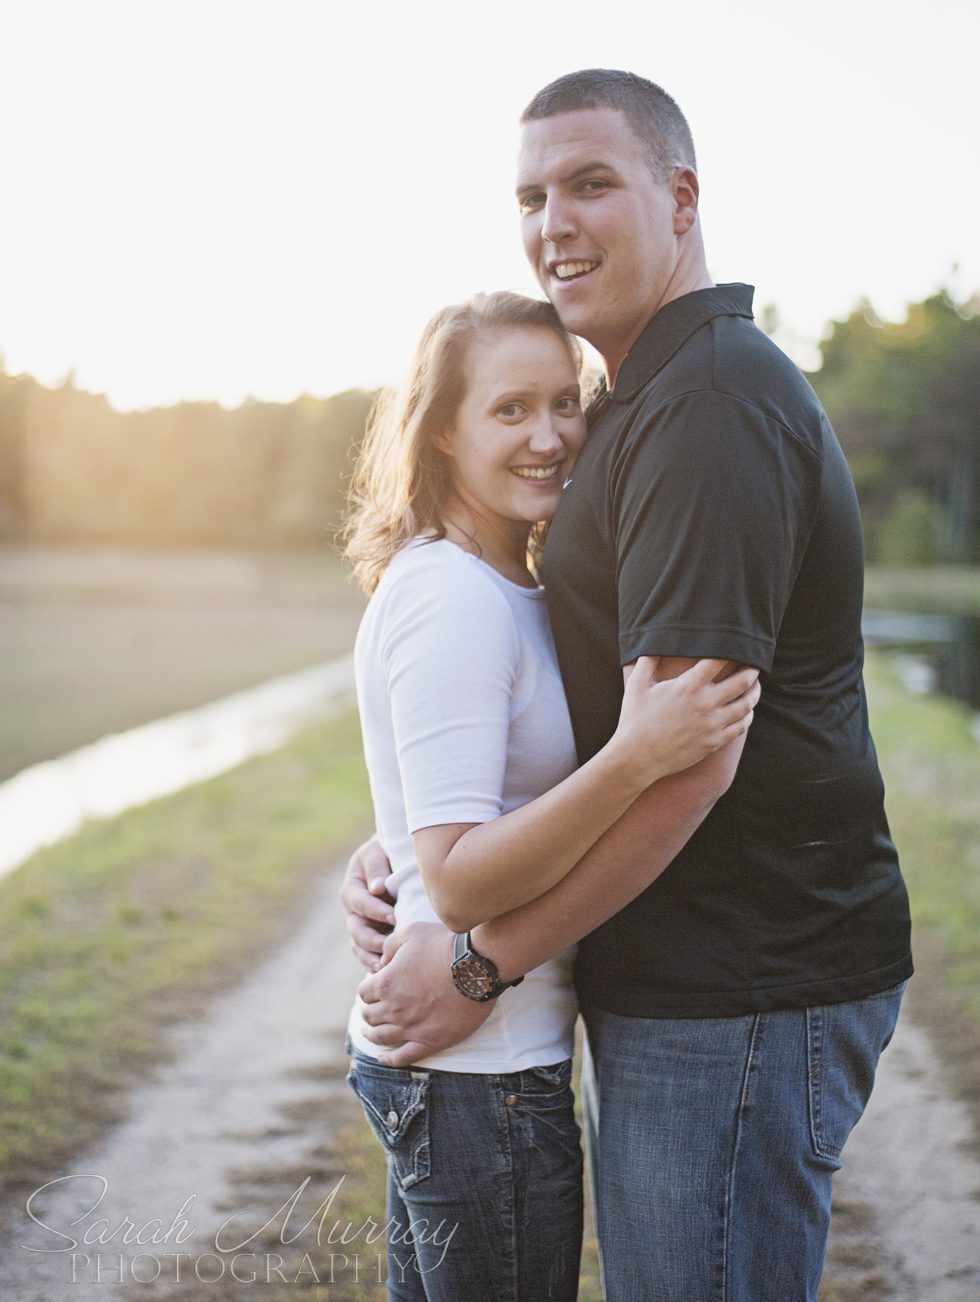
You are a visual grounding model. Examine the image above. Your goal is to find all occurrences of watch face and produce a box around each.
[453,955,496,1000]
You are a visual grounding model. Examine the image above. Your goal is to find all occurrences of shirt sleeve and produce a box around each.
[378,554,520,832]
[612,389,820,671]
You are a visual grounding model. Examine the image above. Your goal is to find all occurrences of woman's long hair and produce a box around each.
[343,292,580,594]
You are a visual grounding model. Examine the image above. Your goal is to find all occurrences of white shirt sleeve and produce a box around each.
[378,552,520,832]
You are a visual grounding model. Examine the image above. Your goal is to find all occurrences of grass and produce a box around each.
[863,653,980,1030]
[0,709,372,1196]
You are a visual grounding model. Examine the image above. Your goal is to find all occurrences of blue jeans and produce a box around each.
[346,1048,583,1301]
[582,982,906,1302]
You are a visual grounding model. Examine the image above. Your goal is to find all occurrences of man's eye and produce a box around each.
[582,179,609,194]
[518,193,544,213]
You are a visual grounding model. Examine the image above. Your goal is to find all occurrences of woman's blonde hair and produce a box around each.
[343,291,581,593]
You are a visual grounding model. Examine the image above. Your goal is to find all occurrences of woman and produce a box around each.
[343,292,758,1300]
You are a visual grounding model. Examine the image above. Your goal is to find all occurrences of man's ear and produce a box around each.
[671,166,700,235]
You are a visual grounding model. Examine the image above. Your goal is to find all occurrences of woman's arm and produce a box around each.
[414,656,758,931]
[357,657,752,1066]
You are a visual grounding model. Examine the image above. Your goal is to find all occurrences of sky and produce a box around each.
[1,0,978,410]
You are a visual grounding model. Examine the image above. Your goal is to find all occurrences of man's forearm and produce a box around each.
[471,737,743,979]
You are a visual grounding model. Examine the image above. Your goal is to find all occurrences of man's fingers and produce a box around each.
[361,1023,414,1049]
[359,1000,391,1027]
[357,970,383,1004]
[380,928,410,962]
[376,1042,427,1069]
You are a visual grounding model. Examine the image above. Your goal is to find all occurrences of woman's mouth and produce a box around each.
[510,463,563,481]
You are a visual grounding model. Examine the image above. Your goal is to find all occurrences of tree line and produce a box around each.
[0,289,976,563]
[0,375,374,549]
[813,289,979,566]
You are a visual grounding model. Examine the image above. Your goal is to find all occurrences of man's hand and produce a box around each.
[339,836,396,972]
[357,922,493,1067]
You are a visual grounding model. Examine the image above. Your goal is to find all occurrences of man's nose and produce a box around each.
[541,194,576,244]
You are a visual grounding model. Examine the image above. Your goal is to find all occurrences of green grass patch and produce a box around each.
[864,652,980,1026]
[864,565,980,616]
[0,710,372,1193]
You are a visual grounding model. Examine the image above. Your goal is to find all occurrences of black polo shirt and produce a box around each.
[544,284,912,1017]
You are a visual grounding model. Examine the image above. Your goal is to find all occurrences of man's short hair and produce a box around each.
[521,69,697,180]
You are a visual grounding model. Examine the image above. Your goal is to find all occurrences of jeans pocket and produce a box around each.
[806,981,906,1164]
[347,1054,431,1190]
[523,1059,574,1095]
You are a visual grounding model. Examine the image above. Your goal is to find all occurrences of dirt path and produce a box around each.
[1,862,366,1301]
[824,1015,980,1300]
[2,862,978,1300]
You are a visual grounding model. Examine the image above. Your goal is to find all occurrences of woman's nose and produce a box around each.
[527,419,564,456]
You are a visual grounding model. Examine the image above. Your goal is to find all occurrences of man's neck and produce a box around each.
[602,269,715,388]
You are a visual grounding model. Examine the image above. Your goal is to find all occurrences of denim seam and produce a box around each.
[723,1013,763,1302]
[494,1076,520,1302]
[806,1007,841,1160]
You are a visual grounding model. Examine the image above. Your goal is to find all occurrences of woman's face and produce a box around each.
[437,325,587,532]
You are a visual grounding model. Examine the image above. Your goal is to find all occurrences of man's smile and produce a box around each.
[551,259,600,281]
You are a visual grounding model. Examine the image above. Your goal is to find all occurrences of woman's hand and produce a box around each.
[612,657,760,786]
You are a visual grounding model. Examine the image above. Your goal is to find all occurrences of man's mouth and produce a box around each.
[510,462,563,481]
[552,260,600,281]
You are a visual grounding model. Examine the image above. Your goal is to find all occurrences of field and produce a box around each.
[0,544,365,780]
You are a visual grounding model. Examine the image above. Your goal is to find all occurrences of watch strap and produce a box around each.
[452,931,525,1001]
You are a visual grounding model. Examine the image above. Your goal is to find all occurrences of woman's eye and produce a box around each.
[555,397,581,414]
[497,403,524,419]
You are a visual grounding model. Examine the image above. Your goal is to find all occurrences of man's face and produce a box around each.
[517,107,684,380]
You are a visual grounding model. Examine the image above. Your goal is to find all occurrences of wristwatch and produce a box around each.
[451,932,525,1002]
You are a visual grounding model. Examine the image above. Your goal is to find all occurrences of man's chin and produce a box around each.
[542,290,593,333]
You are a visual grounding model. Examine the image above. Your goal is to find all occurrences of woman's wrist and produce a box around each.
[600,731,664,801]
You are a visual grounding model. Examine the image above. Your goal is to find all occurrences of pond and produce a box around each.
[0,656,356,880]
[863,609,980,713]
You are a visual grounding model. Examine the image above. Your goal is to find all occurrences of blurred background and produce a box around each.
[1,2,978,1298]
[2,0,978,768]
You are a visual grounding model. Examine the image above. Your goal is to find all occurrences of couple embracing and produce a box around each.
[339,69,912,1302]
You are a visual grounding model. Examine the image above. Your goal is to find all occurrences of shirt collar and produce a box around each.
[605,283,756,402]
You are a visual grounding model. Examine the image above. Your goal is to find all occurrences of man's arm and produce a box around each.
[358,657,754,1065]
[471,656,746,974]
[413,657,756,931]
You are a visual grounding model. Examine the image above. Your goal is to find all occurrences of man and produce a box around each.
[343,70,912,1300]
